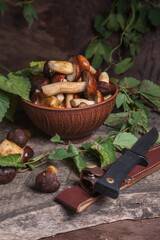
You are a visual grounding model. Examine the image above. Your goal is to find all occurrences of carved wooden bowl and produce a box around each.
[22,82,118,143]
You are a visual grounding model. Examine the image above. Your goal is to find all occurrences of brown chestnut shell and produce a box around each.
[35,170,60,193]
[21,146,34,163]
[7,129,29,148]
[0,167,17,184]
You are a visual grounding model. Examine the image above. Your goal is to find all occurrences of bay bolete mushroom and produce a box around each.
[47,60,74,74]
[67,56,81,82]
[77,55,90,71]
[42,81,86,96]
[97,72,116,95]
[82,70,97,100]
[71,98,95,107]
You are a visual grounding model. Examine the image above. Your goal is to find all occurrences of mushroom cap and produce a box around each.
[50,73,66,83]
[82,70,97,100]
[77,55,90,71]
[97,81,116,95]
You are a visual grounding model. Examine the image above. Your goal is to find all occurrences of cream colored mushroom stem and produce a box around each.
[71,98,95,107]
[65,93,74,108]
[42,82,86,97]
[48,61,74,74]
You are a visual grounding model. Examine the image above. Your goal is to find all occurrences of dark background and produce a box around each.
[0,0,159,85]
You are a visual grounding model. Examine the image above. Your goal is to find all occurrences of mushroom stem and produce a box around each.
[89,65,97,74]
[48,61,74,74]
[42,82,86,97]
[65,93,74,108]
[99,72,109,83]
[71,98,95,107]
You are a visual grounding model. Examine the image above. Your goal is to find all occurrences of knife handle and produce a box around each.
[95,149,148,199]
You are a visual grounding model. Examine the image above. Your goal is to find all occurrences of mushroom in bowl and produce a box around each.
[21,55,118,143]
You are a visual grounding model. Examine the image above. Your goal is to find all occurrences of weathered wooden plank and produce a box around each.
[0,112,159,240]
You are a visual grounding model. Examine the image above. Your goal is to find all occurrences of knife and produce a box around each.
[94,127,159,199]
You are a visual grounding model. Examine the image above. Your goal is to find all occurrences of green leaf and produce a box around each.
[5,93,18,122]
[148,8,160,28]
[106,13,120,32]
[0,154,25,168]
[138,80,160,109]
[113,132,138,150]
[0,90,10,122]
[50,134,65,144]
[0,73,31,101]
[120,77,141,88]
[116,92,132,109]
[114,58,134,74]
[23,4,38,27]
[102,41,112,62]
[91,52,103,69]
[130,43,140,56]
[117,13,125,30]
[129,110,148,133]
[134,100,150,118]
[133,7,150,34]
[85,39,100,59]
[139,80,160,98]
[0,1,7,16]
[91,138,116,168]
[49,148,76,160]
[30,61,46,69]
[68,142,86,172]
[104,112,130,129]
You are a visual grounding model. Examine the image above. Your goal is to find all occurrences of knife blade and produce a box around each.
[94,127,159,199]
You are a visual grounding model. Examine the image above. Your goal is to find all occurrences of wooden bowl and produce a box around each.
[21,82,118,143]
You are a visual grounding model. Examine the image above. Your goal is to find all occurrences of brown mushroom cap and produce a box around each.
[43,60,54,79]
[97,81,116,95]
[50,73,66,84]
[31,75,50,92]
[77,55,90,71]
[82,70,97,100]
[67,56,81,82]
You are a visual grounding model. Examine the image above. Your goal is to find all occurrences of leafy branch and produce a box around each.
[0,0,38,26]
[85,0,160,74]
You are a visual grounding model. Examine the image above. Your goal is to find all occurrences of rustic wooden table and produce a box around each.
[0,111,159,240]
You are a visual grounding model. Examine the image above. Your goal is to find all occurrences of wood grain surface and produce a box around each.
[0,1,160,239]
[0,112,159,240]
[41,218,160,240]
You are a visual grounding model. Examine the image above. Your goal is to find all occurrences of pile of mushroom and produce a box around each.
[30,55,116,108]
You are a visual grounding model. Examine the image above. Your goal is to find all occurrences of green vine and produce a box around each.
[85,0,160,74]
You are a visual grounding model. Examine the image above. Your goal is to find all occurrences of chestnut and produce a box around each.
[35,166,60,193]
[7,129,29,148]
[21,146,34,163]
[31,75,50,92]
[0,167,17,184]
